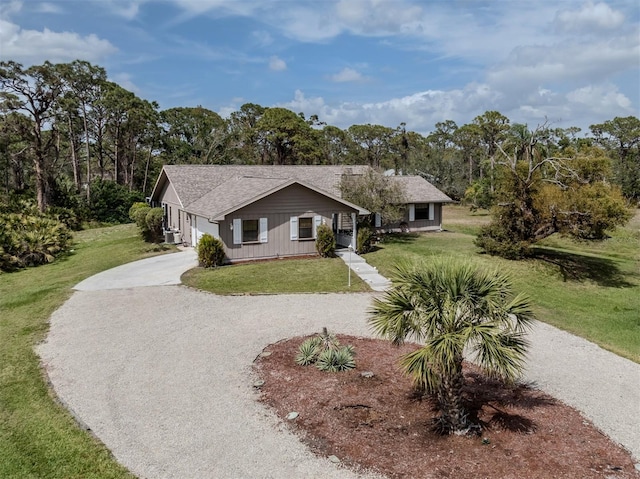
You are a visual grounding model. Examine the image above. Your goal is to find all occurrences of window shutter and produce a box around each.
[259,217,268,243]
[233,218,242,244]
[313,215,322,238]
[408,204,415,222]
[374,213,381,227]
[290,216,298,240]
[428,203,435,221]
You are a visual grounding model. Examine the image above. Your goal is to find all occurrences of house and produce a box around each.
[149,165,452,262]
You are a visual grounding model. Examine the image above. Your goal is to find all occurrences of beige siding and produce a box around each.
[156,180,189,244]
[218,184,358,261]
[385,203,444,232]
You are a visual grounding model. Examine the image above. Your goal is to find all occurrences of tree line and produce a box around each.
[0,59,637,265]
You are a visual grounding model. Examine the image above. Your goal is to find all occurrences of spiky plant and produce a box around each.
[295,337,322,366]
[295,328,356,372]
[315,347,356,372]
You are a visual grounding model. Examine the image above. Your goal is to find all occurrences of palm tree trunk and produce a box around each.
[437,362,467,433]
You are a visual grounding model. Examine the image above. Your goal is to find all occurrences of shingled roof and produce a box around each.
[150,164,451,217]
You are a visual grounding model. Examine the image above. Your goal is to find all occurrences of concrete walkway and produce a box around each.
[335,249,391,291]
[37,251,640,478]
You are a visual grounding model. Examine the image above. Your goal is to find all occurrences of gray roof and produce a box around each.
[393,176,453,203]
[151,165,451,217]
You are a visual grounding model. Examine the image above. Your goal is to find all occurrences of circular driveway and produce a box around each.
[38,251,640,478]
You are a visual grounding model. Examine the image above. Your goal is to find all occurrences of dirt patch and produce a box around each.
[253,335,638,479]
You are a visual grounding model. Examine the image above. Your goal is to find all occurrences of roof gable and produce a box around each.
[151,165,450,217]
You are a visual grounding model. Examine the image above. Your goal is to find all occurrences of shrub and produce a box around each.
[0,212,72,271]
[295,328,355,372]
[129,202,150,227]
[315,223,336,257]
[357,227,374,254]
[144,208,164,243]
[88,179,144,224]
[128,203,163,243]
[197,233,226,268]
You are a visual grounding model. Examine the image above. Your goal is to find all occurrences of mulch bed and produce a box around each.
[253,335,638,479]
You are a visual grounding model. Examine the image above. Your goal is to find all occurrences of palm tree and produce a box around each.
[369,259,535,434]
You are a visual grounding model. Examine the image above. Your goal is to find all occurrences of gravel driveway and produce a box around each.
[38,251,640,478]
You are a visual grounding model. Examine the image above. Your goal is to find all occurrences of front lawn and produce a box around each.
[182,256,369,294]
[0,224,173,479]
[364,205,640,363]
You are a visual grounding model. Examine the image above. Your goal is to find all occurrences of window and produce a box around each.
[409,203,434,222]
[415,205,430,220]
[233,218,268,244]
[299,217,313,239]
[242,219,259,242]
[290,215,322,240]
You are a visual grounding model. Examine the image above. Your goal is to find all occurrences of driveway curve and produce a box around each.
[38,251,640,478]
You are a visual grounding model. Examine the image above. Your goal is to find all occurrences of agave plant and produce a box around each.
[315,347,356,372]
[295,328,356,372]
[295,337,322,366]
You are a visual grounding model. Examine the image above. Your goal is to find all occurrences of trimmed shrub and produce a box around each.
[129,202,150,229]
[145,208,164,243]
[357,227,374,254]
[128,203,163,243]
[315,223,336,257]
[197,233,226,268]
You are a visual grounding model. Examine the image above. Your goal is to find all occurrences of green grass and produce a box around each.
[2,210,637,477]
[364,205,640,363]
[182,256,369,294]
[0,224,174,479]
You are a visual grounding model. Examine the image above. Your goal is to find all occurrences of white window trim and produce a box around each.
[233,217,268,244]
[408,204,415,222]
[291,215,322,240]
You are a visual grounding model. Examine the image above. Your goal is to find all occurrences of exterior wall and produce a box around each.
[217,184,358,261]
[156,181,189,244]
[191,215,219,247]
[385,202,444,232]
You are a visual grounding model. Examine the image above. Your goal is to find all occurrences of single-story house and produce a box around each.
[149,165,452,262]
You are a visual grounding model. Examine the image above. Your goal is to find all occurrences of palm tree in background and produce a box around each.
[369,259,535,434]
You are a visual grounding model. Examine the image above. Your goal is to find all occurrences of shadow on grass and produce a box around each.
[377,233,420,245]
[531,247,634,288]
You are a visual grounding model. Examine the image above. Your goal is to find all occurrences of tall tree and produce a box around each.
[59,60,107,198]
[160,106,226,164]
[255,107,321,165]
[473,111,510,193]
[227,103,266,164]
[0,61,65,210]
[590,116,640,200]
[347,124,396,168]
[369,259,535,434]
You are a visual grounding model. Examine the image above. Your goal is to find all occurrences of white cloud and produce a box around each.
[268,55,287,71]
[35,3,63,14]
[109,72,139,93]
[329,67,367,83]
[251,30,273,47]
[0,19,117,64]
[102,0,144,20]
[555,2,624,33]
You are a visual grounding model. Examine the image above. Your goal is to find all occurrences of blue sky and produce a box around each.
[1,0,639,134]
